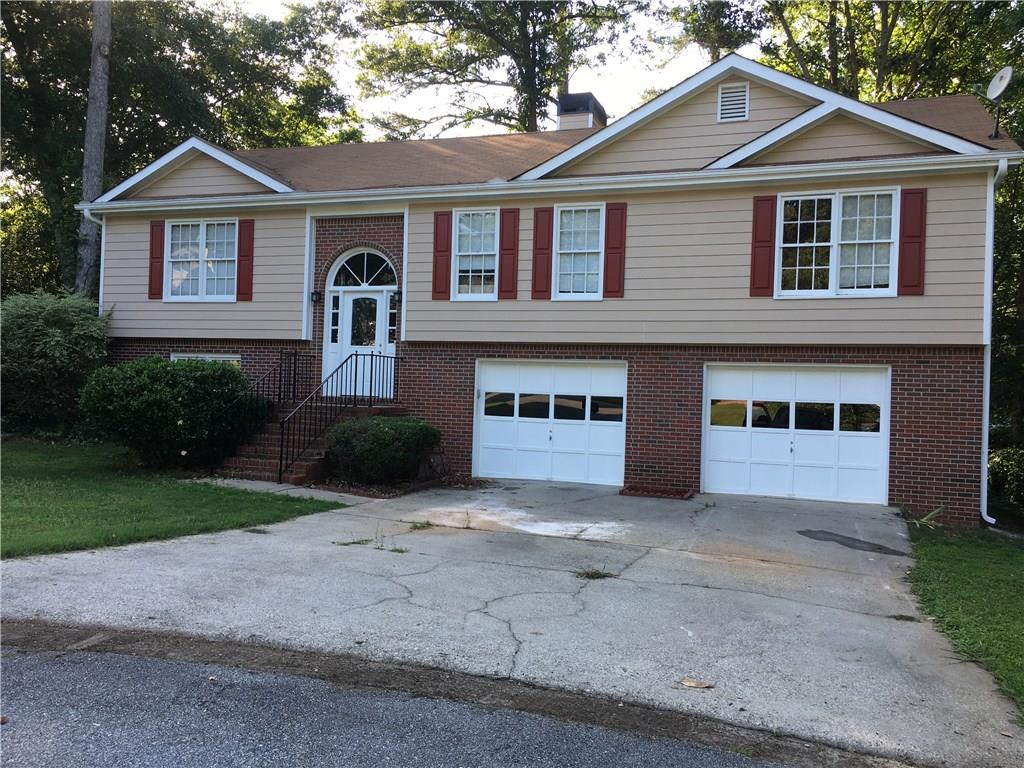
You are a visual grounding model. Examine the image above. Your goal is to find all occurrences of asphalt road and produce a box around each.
[1,648,786,768]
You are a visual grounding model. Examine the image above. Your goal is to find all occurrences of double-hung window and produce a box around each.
[777,189,897,297]
[166,219,238,301]
[453,209,498,300]
[554,204,604,300]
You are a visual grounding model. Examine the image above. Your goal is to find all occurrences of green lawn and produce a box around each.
[1,440,339,558]
[909,527,1024,719]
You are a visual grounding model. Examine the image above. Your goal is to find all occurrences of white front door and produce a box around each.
[323,289,396,396]
[703,365,890,504]
[474,361,627,485]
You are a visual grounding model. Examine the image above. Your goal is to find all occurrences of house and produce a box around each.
[80,54,1023,525]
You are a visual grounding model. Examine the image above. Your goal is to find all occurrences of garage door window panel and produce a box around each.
[484,392,515,417]
[795,402,835,431]
[752,400,789,429]
[590,395,624,422]
[554,395,586,420]
[840,403,881,432]
[518,394,551,419]
[710,399,747,427]
[777,189,898,298]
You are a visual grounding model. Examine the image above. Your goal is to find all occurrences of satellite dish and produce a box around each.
[987,66,1013,101]
[983,66,1014,139]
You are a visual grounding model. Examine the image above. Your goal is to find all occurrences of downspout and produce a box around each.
[82,206,106,313]
[981,158,1008,525]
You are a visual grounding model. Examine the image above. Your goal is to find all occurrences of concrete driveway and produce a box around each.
[3,481,1022,767]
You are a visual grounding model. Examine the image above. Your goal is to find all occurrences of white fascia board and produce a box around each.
[519,53,989,181]
[80,150,1022,215]
[93,137,292,203]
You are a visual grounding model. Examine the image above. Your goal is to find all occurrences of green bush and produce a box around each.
[1,291,109,431]
[79,357,267,468]
[327,416,441,484]
[989,447,1024,508]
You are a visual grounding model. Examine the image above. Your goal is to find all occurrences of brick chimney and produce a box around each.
[556,92,607,130]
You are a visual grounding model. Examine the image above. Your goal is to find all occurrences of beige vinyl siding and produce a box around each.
[405,173,987,345]
[556,80,815,176]
[129,154,272,198]
[102,209,306,339]
[747,114,944,165]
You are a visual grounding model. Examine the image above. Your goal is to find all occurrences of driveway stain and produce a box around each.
[797,529,908,557]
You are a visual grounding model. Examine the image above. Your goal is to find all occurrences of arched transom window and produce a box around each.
[332,251,397,287]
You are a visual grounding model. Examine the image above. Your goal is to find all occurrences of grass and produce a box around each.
[574,568,616,580]
[406,520,434,531]
[908,527,1024,719]
[1,440,339,558]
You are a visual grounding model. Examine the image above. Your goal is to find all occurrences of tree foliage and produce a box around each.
[357,0,644,137]
[654,0,763,64]
[1,0,359,294]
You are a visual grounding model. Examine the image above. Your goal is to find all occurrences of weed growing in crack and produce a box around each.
[406,520,434,531]
[574,569,616,580]
[333,539,372,547]
[388,547,410,554]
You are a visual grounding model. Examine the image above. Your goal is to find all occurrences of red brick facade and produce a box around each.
[108,338,312,380]
[396,342,985,525]
[311,215,404,354]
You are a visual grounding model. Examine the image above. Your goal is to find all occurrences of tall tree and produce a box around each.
[653,0,764,64]
[73,0,111,296]
[1,0,360,295]
[357,0,644,137]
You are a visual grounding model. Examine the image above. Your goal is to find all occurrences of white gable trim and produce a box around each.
[94,137,292,203]
[518,54,988,181]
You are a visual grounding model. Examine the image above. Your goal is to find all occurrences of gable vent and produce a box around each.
[718,82,749,122]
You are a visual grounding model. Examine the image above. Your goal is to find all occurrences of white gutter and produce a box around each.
[981,158,1009,525]
[77,150,1024,215]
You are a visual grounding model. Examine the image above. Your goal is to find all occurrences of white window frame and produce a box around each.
[717,81,750,123]
[774,186,900,299]
[164,217,239,303]
[552,202,605,302]
[169,352,241,366]
[451,207,499,302]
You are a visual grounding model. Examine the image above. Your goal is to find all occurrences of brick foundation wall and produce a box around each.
[312,215,404,353]
[396,342,985,525]
[108,338,312,380]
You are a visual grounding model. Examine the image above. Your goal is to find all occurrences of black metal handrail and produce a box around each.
[234,350,319,435]
[277,352,401,482]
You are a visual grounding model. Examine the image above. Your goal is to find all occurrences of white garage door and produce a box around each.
[475,361,627,485]
[703,365,889,504]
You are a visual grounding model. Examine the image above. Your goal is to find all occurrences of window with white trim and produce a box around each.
[453,210,498,300]
[777,189,897,297]
[167,220,237,300]
[554,205,603,300]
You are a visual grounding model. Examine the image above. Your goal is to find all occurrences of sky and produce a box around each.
[240,0,760,139]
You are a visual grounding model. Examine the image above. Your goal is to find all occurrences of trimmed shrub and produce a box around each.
[327,416,441,484]
[79,357,267,468]
[989,447,1024,508]
[1,291,109,431]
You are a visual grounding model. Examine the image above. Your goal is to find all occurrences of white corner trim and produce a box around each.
[519,53,989,181]
[94,137,292,203]
[301,210,313,340]
[400,203,410,342]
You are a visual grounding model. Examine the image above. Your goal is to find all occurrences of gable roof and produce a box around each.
[519,53,993,180]
[95,137,293,202]
[231,129,597,193]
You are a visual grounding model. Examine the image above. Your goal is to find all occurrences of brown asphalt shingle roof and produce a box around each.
[232,128,598,192]
[874,94,1020,152]
[212,95,1017,195]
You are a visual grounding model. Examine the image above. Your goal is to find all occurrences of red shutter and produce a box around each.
[498,208,519,299]
[603,202,627,298]
[148,220,165,299]
[236,219,255,301]
[750,196,777,297]
[432,210,452,300]
[897,188,927,296]
[531,207,554,299]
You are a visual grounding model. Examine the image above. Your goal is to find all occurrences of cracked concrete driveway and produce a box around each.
[3,481,1022,767]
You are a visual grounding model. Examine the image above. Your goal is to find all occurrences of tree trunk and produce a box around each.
[74,0,112,296]
[826,2,840,91]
